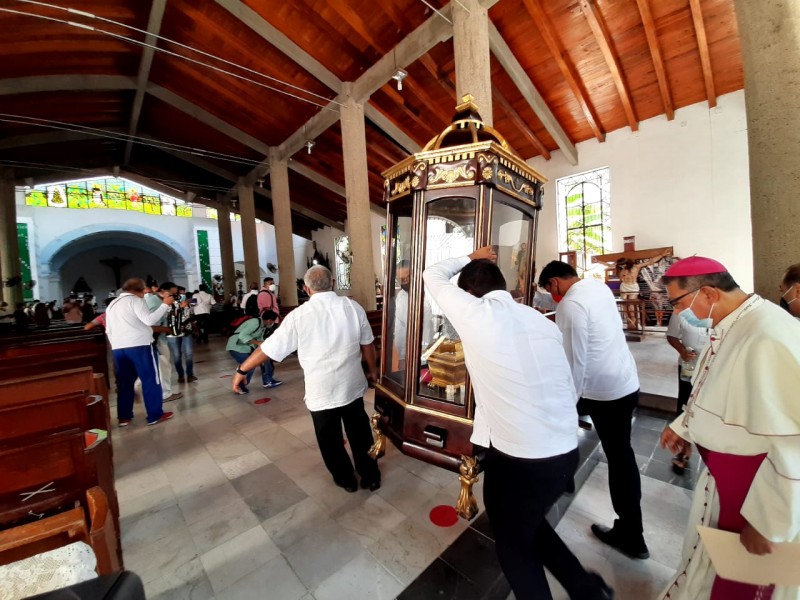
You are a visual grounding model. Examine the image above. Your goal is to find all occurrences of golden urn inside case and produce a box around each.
[368,95,546,518]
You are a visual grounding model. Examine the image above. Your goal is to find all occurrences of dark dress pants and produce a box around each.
[577,390,644,539]
[483,447,603,600]
[310,397,380,487]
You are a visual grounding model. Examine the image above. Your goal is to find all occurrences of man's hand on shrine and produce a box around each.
[469,246,497,263]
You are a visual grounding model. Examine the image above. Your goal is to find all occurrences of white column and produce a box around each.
[268,149,299,306]
[735,0,800,298]
[0,172,21,304]
[216,195,237,301]
[453,0,493,125]
[340,83,377,310]
[237,183,261,287]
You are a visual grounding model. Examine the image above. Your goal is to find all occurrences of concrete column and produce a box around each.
[0,173,21,305]
[734,0,800,298]
[216,195,237,302]
[268,149,298,307]
[453,0,493,125]
[340,83,376,310]
[237,183,261,287]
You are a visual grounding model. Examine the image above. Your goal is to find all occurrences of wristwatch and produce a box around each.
[235,368,247,375]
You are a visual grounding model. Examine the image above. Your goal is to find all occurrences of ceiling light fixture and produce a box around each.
[305,140,315,154]
[391,68,408,91]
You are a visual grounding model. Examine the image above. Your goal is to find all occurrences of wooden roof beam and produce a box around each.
[635,0,673,121]
[364,103,421,154]
[0,75,136,96]
[688,0,717,108]
[579,0,638,131]
[124,0,168,165]
[147,84,272,156]
[491,85,551,159]
[488,22,578,164]
[520,0,604,143]
[214,0,343,94]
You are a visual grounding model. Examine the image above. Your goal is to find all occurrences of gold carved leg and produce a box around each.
[456,455,479,520]
[367,413,386,460]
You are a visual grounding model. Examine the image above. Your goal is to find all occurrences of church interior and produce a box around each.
[1,0,797,599]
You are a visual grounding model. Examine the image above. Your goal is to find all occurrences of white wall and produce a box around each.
[308,210,385,296]
[529,90,753,290]
[16,191,313,299]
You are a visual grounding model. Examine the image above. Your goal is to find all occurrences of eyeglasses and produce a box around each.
[668,288,701,307]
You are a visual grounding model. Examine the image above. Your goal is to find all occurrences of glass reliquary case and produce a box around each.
[368,96,546,518]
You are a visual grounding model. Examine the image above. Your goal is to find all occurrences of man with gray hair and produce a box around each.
[232,265,381,492]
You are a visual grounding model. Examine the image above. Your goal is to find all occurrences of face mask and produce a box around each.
[551,293,564,303]
[180,294,186,301]
[781,286,798,312]
[400,283,410,293]
[680,290,714,329]
[268,284,276,292]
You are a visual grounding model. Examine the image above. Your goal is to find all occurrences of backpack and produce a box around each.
[244,292,260,316]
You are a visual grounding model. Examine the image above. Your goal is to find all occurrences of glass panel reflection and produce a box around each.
[491,201,532,302]
[418,197,475,405]
[385,213,413,387]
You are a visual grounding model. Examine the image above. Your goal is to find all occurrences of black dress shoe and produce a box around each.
[360,479,381,491]
[335,480,358,493]
[591,524,650,560]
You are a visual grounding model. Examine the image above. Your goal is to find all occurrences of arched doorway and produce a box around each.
[39,226,189,302]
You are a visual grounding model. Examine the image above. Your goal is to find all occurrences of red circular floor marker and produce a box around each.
[253,398,271,405]
[429,505,458,527]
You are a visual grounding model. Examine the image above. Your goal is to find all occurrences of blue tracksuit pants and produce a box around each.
[113,344,164,423]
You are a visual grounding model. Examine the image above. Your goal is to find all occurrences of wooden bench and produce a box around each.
[0,368,121,566]
[0,486,120,576]
[0,329,109,383]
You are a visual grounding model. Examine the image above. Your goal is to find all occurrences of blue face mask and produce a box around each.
[680,290,714,329]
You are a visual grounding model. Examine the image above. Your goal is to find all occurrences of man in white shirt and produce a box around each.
[425,247,612,600]
[231,266,381,492]
[239,282,259,311]
[105,278,175,427]
[193,283,216,343]
[539,260,648,560]
[146,282,182,403]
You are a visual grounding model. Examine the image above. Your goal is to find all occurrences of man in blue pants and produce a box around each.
[105,278,176,427]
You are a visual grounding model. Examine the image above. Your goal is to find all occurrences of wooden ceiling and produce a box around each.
[0,0,743,238]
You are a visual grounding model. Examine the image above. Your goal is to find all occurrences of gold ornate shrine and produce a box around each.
[369,96,546,519]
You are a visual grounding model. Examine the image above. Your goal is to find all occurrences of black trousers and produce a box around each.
[483,447,603,600]
[194,313,210,343]
[677,367,693,414]
[310,397,380,487]
[577,390,644,539]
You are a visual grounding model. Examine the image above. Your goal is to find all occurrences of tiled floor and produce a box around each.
[112,336,699,600]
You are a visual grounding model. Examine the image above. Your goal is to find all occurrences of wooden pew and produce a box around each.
[0,369,120,564]
[0,328,109,383]
[0,486,120,575]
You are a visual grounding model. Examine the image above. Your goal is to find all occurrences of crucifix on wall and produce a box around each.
[100,257,132,290]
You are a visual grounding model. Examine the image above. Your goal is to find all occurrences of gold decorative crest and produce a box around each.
[411,175,420,187]
[481,167,493,180]
[391,176,411,196]
[428,164,476,185]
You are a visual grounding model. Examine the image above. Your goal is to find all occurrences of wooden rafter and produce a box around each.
[491,85,551,159]
[689,0,717,108]
[521,0,605,141]
[379,85,441,140]
[579,0,638,131]
[635,0,673,120]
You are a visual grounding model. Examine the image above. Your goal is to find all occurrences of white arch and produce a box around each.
[40,223,189,274]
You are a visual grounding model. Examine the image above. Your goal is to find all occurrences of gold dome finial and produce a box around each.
[456,94,478,113]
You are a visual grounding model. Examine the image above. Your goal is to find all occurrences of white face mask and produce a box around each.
[268,284,277,293]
